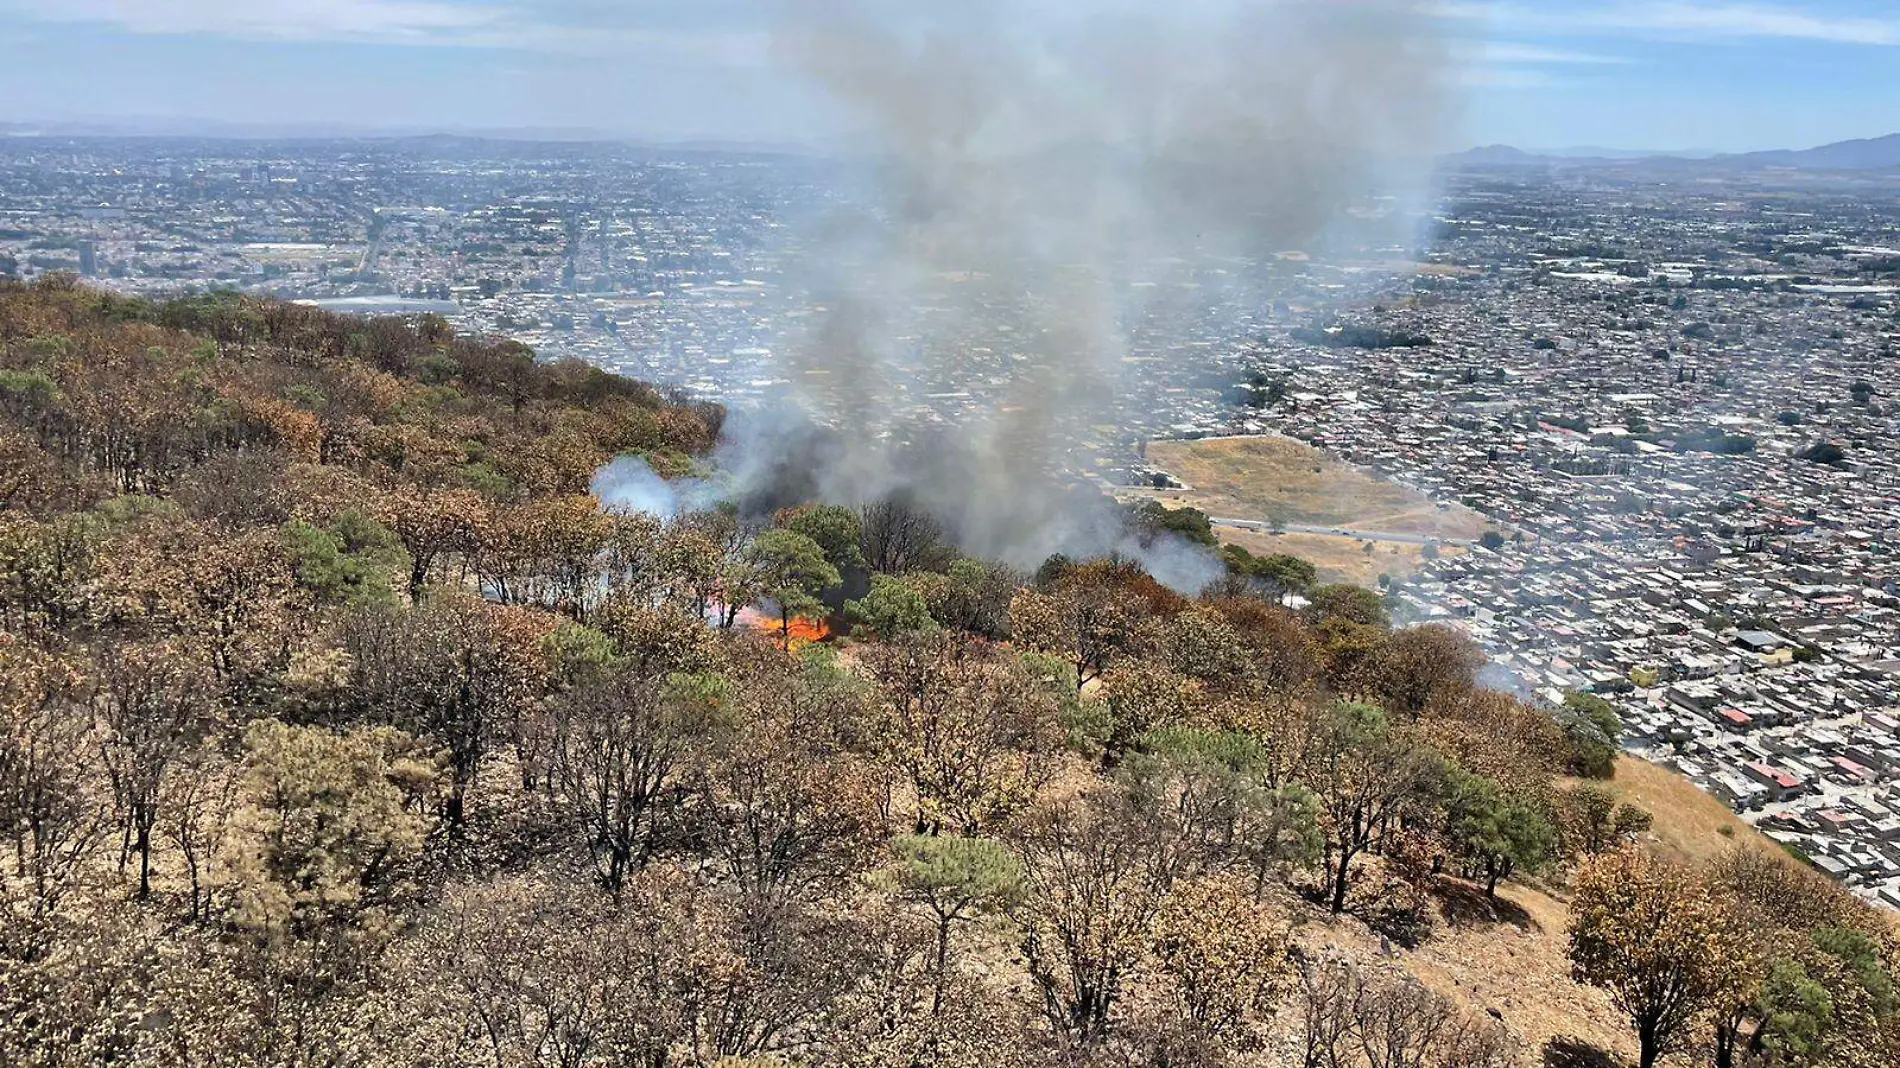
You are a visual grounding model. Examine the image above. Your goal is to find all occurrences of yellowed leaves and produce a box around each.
[1148,874,1290,1042]
[1569,847,1753,1052]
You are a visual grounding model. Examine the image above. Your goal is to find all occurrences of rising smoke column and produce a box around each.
[740,0,1456,584]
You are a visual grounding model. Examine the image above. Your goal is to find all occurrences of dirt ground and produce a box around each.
[1218,527,1465,587]
[1133,435,1490,542]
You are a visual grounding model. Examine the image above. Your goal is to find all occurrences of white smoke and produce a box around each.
[590,455,726,521]
[611,0,1460,590]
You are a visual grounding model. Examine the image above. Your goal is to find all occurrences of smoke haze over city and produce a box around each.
[636,0,1454,583]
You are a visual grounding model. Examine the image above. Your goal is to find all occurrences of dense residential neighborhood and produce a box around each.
[1230,168,1900,908]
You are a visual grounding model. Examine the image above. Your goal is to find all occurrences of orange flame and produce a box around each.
[732,607,832,649]
[785,617,832,646]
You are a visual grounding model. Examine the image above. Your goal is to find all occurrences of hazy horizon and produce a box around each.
[2,1,1899,154]
[0,112,1889,160]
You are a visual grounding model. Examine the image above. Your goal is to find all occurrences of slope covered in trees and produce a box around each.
[1,277,1895,1067]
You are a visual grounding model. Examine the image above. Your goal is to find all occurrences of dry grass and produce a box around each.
[1133,436,1489,541]
[1297,756,1801,1065]
[1401,882,1634,1063]
[1597,755,1783,865]
[1285,872,1635,1066]
[956,755,1771,1066]
[1218,527,1465,587]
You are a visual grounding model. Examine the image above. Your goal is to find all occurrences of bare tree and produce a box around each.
[548,669,705,895]
[693,641,882,910]
[859,497,950,575]
[862,633,1063,835]
[159,746,241,922]
[1298,957,1362,1068]
[90,640,219,898]
[342,596,549,831]
[1013,787,1186,1050]
[1297,957,1515,1068]
[0,641,109,948]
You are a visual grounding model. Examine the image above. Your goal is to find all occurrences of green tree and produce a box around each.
[1558,783,1651,857]
[1250,553,1318,600]
[0,512,98,634]
[1755,959,1834,1064]
[776,504,864,576]
[1129,500,1218,549]
[1741,927,1900,1067]
[1130,727,1322,892]
[1443,769,1556,897]
[746,529,840,647]
[1303,584,1387,628]
[1558,691,1624,778]
[1301,702,1445,914]
[282,514,405,608]
[886,834,1024,1016]
[931,558,1020,638]
[846,574,940,640]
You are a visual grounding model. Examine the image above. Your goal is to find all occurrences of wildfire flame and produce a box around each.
[732,607,833,649]
[785,617,832,646]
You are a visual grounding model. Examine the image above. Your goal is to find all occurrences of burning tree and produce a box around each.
[745,529,840,648]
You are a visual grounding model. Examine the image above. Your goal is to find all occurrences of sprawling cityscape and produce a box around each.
[5,134,1900,916]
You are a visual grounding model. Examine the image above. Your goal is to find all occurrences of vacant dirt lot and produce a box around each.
[1218,527,1462,587]
[1134,435,1490,541]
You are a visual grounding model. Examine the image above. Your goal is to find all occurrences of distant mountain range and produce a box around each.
[0,117,825,155]
[0,118,616,141]
[1445,133,1900,172]
[4,117,1897,172]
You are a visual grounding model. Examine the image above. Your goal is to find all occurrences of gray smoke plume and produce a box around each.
[591,455,725,521]
[691,0,1455,587]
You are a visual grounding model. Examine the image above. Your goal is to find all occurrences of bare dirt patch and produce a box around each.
[1132,435,1489,541]
[1219,527,1463,588]
[1287,874,1635,1066]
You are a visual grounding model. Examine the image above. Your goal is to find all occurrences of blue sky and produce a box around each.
[0,1,1894,151]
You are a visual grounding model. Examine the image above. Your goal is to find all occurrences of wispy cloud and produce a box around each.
[1,0,518,44]
[1474,41,1632,65]
[0,0,771,59]
[1458,66,1561,89]
[1448,38,1635,94]
[1626,2,1899,44]
[1441,1,1900,46]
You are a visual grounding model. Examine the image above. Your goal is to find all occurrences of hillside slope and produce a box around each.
[3,279,1894,1068]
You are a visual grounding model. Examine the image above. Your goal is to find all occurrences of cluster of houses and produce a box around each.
[1231,167,1900,907]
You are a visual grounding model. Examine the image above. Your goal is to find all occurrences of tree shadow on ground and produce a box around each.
[1431,876,1540,932]
[1544,1035,1622,1068]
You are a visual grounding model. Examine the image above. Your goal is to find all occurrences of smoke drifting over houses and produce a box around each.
[609,0,1457,587]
